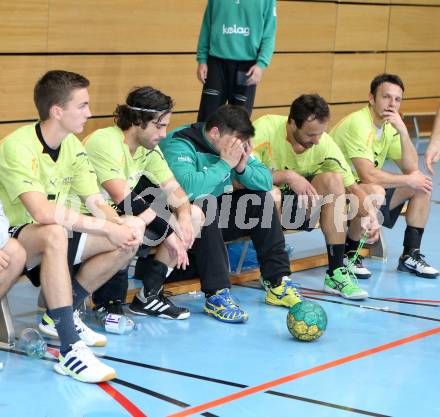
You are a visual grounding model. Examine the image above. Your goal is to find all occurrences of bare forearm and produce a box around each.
[85,197,119,222]
[39,203,111,236]
[399,133,419,173]
[360,168,410,189]
[431,108,440,142]
[272,170,296,187]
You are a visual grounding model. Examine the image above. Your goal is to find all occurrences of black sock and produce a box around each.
[72,279,90,311]
[327,244,346,274]
[403,226,424,256]
[140,259,168,296]
[47,306,80,355]
[345,236,360,254]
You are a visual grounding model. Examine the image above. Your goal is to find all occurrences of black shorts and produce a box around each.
[8,225,87,287]
[280,189,317,232]
[379,188,405,229]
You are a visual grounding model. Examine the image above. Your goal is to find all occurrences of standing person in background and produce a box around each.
[196,0,277,122]
[425,105,440,175]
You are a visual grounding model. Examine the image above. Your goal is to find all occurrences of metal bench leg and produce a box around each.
[0,296,15,349]
[235,240,251,275]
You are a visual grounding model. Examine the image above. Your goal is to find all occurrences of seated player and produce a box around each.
[161,104,302,323]
[84,86,204,320]
[0,200,26,301]
[252,94,379,300]
[0,70,143,383]
[331,73,438,278]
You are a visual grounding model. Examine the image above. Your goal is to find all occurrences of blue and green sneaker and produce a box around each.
[204,288,249,323]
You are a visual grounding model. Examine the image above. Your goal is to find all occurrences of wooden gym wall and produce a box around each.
[1,0,440,139]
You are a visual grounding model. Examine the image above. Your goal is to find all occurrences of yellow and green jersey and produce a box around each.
[330,106,402,179]
[84,126,174,205]
[252,115,355,188]
[0,123,99,226]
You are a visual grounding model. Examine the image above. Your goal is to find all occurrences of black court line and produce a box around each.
[113,379,220,417]
[239,282,440,308]
[3,340,390,415]
[299,286,440,308]
[98,353,388,416]
[305,295,440,323]
[0,346,220,417]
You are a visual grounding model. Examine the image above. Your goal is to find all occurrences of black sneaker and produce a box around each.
[398,249,439,278]
[128,287,190,320]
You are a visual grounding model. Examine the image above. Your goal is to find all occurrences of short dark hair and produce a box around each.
[114,86,174,130]
[205,105,254,140]
[34,70,90,121]
[288,94,330,129]
[370,73,405,98]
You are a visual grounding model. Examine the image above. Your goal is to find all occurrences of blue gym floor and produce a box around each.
[1,159,439,417]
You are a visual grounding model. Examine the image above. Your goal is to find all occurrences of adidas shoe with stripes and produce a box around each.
[39,310,107,347]
[128,287,190,320]
[54,340,116,383]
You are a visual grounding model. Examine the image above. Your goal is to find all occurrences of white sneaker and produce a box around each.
[398,250,439,278]
[343,253,371,279]
[54,341,116,383]
[39,310,107,347]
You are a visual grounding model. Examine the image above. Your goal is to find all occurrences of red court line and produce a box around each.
[167,326,440,417]
[381,298,440,303]
[99,382,147,417]
[47,347,146,417]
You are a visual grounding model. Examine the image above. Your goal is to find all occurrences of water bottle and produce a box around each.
[285,244,294,259]
[18,328,47,359]
[102,314,135,335]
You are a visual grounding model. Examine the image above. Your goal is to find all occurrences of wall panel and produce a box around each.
[46,54,201,114]
[0,1,49,52]
[0,56,47,121]
[277,2,336,52]
[257,53,333,106]
[386,53,440,98]
[48,0,205,52]
[331,53,386,102]
[335,4,389,51]
[388,6,440,51]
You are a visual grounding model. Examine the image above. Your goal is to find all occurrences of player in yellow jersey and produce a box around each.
[331,74,438,279]
[0,70,143,383]
[253,94,380,299]
[85,86,204,320]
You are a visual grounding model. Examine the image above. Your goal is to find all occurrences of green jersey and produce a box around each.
[0,123,99,226]
[252,115,355,188]
[330,106,402,179]
[160,123,272,201]
[197,0,276,68]
[84,126,174,204]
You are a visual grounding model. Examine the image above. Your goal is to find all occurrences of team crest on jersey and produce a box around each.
[31,156,37,173]
[62,176,73,185]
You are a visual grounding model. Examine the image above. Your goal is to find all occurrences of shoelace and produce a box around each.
[73,310,91,333]
[70,342,99,364]
[346,232,369,278]
[353,255,364,266]
[408,251,429,268]
[220,290,240,309]
[338,266,360,288]
[160,291,178,307]
[283,280,304,299]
